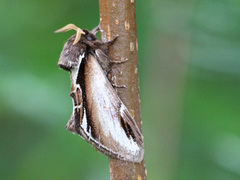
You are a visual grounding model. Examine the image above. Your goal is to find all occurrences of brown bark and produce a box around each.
[99,0,146,180]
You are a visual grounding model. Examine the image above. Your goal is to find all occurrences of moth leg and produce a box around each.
[104,36,119,46]
[109,58,128,64]
[107,73,126,88]
[107,56,128,88]
[112,83,126,88]
[91,24,101,35]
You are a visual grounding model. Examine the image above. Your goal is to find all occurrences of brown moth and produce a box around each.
[55,24,144,162]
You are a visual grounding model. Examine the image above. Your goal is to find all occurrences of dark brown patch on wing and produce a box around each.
[70,87,84,133]
[120,117,130,138]
[74,107,81,134]
[76,55,97,139]
[120,107,144,146]
[70,88,82,106]
[126,123,136,141]
[120,116,137,141]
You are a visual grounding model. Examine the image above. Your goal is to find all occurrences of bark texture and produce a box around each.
[99,0,146,179]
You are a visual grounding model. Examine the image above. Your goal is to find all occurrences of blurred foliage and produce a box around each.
[0,0,240,180]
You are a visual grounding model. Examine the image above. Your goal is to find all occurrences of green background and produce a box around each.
[1,0,240,179]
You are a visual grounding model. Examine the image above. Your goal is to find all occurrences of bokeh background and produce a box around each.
[1,0,240,179]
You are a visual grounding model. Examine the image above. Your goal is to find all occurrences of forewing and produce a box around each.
[79,55,144,162]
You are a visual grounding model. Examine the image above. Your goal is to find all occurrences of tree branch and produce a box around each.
[99,0,146,179]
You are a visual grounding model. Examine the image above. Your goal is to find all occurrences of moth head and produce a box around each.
[55,24,99,71]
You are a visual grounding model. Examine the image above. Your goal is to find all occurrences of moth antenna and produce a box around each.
[55,24,85,45]
[91,23,101,35]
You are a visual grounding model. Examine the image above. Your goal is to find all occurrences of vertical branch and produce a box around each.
[99,0,146,180]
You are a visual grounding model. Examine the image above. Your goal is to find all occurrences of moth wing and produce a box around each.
[79,54,144,162]
[66,113,77,134]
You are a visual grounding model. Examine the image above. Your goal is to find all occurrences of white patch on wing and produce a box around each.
[119,104,125,115]
[74,104,82,109]
[81,110,88,131]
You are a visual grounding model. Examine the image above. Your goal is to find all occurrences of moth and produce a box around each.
[55,24,144,163]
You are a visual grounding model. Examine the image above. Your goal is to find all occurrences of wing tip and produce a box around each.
[66,115,78,134]
[121,147,145,163]
[120,106,144,147]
